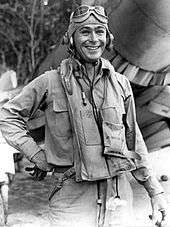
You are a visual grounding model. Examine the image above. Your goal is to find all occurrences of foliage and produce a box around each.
[0,0,72,84]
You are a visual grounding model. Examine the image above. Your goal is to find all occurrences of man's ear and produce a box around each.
[62,33,74,48]
[62,32,70,45]
[70,37,73,47]
[106,32,114,51]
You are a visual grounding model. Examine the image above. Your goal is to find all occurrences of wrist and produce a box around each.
[31,149,46,163]
[30,149,52,171]
[142,176,164,198]
[150,191,164,198]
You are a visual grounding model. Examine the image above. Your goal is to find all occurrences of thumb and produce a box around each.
[25,166,35,172]
[150,201,159,225]
[149,215,161,227]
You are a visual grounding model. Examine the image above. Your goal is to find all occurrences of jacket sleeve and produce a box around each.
[0,73,49,160]
[118,73,164,197]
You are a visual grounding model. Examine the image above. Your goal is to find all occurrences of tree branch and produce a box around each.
[0,31,19,56]
[30,0,38,71]
[0,4,30,35]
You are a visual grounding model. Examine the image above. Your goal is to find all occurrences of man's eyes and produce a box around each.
[80,29,105,35]
[81,30,90,35]
[96,29,105,34]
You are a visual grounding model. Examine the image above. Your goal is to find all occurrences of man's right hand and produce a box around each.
[25,166,48,181]
[30,149,53,171]
[25,149,53,181]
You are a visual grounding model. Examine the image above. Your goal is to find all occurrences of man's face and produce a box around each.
[74,24,107,62]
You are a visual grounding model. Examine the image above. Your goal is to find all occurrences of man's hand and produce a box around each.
[30,149,53,171]
[25,166,48,181]
[149,193,167,227]
[25,149,53,181]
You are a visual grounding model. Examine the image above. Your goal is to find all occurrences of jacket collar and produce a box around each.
[71,57,112,79]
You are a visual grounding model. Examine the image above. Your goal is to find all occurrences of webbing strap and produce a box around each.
[49,167,75,200]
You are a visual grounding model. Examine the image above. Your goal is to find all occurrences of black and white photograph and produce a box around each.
[0,0,170,226]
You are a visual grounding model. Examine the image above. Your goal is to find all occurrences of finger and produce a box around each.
[34,169,42,180]
[29,172,36,177]
[36,171,43,181]
[155,221,161,227]
[160,210,166,221]
[150,210,157,223]
[26,168,37,176]
[34,169,46,181]
[149,214,152,220]
[25,167,35,172]
[159,220,167,227]
[159,210,167,227]
[149,215,161,227]
[149,212,167,227]
[37,171,47,181]
[40,171,47,180]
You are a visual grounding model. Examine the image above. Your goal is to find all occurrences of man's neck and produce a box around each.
[84,60,100,82]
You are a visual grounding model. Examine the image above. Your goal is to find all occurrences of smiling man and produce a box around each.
[74,23,107,62]
[0,4,167,227]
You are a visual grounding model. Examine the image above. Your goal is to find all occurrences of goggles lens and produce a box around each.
[72,5,89,17]
[71,5,108,20]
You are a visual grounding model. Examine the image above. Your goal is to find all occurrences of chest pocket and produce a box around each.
[52,98,71,137]
[100,105,126,156]
[80,103,101,145]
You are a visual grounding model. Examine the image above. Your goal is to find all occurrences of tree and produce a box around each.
[0,0,72,84]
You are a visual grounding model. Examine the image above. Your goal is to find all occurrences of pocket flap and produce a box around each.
[101,106,124,124]
[53,98,68,112]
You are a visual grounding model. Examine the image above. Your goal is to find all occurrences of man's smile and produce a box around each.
[84,45,101,50]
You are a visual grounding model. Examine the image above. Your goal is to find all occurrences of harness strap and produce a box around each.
[108,71,142,162]
[105,147,141,160]
[49,167,75,200]
[97,180,107,227]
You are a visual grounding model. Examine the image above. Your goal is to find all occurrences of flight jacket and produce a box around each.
[0,57,163,197]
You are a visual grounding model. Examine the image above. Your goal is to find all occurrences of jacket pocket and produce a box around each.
[51,98,71,137]
[100,106,125,156]
[80,105,101,145]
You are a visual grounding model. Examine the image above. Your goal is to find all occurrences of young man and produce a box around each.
[0,5,167,227]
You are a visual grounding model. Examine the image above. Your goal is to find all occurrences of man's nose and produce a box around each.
[90,31,98,42]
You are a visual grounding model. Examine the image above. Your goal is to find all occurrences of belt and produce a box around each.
[53,165,73,173]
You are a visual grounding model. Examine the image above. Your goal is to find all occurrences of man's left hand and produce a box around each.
[150,193,167,226]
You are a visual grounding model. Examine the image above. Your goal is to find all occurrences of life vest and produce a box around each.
[58,58,140,181]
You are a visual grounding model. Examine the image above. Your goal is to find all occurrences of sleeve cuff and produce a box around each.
[141,176,164,198]
[20,138,42,161]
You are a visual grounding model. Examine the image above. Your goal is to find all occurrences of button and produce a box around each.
[97,199,102,205]
[126,165,131,170]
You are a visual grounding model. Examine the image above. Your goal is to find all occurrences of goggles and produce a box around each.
[70,5,108,24]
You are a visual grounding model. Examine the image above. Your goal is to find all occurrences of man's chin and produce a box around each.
[84,58,99,63]
[85,54,102,63]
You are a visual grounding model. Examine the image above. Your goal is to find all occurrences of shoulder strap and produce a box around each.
[60,58,73,95]
[29,89,48,120]
[38,89,48,111]
[107,67,125,106]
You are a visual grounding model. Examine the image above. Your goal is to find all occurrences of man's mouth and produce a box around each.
[85,46,100,50]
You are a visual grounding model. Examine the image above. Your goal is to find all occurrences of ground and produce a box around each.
[1,147,170,227]
[2,173,51,227]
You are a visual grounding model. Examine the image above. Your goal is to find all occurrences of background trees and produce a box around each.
[0,0,72,84]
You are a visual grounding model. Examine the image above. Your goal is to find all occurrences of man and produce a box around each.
[0,5,167,227]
